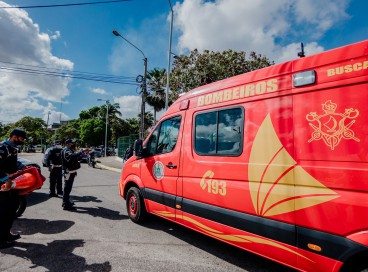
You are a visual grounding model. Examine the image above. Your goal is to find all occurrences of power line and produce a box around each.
[0,60,136,80]
[1,67,138,85]
[0,61,139,85]
[0,0,132,9]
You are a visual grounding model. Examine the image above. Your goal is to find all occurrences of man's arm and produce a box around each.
[17,160,26,171]
[0,146,12,190]
[45,148,52,167]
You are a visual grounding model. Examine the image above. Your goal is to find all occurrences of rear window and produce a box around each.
[194,107,244,156]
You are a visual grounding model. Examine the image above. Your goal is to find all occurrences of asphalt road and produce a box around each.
[0,153,296,272]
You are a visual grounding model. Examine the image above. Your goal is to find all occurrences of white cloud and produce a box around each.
[0,1,73,122]
[293,0,350,33]
[277,42,324,63]
[113,95,163,121]
[174,0,350,63]
[91,88,108,95]
[113,95,141,119]
[50,30,61,40]
[42,103,70,127]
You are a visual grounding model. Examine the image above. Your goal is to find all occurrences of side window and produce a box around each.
[145,115,182,156]
[194,111,217,154]
[146,127,159,156]
[195,107,243,156]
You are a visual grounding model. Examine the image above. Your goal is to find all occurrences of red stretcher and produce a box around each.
[1,167,46,195]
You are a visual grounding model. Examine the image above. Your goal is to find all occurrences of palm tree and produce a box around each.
[146,68,166,123]
[99,102,122,120]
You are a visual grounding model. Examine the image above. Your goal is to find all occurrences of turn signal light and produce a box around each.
[307,243,322,252]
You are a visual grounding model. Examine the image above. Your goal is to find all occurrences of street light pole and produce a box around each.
[46,111,51,129]
[141,57,147,140]
[165,0,173,111]
[112,30,147,140]
[98,99,109,157]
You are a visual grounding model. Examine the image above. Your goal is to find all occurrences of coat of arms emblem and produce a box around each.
[306,100,359,150]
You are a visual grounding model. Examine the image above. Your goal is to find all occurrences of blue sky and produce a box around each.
[0,0,367,126]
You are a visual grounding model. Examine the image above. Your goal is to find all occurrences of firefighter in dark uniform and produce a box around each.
[46,140,63,197]
[0,128,26,249]
[61,139,82,211]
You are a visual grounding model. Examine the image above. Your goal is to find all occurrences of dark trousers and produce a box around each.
[63,172,76,206]
[0,190,19,240]
[50,167,63,194]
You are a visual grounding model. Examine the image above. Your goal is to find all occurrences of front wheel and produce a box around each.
[341,256,368,272]
[126,187,146,223]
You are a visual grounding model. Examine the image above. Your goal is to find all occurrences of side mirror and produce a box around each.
[134,139,143,157]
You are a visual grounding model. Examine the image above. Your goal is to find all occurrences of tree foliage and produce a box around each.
[79,119,105,146]
[55,120,81,144]
[0,122,14,140]
[79,106,101,120]
[169,49,273,100]
[14,116,47,144]
[146,68,166,123]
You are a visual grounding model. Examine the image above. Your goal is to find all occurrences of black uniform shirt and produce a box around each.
[46,147,63,167]
[0,140,19,184]
[62,147,81,171]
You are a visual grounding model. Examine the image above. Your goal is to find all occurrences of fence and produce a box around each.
[117,134,139,158]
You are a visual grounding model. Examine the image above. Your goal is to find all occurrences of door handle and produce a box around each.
[166,163,177,169]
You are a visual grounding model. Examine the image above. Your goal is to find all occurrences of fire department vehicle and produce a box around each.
[119,40,368,272]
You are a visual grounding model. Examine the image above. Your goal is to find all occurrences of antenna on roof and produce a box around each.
[298,42,305,58]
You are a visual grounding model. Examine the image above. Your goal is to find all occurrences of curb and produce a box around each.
[96,163,121,173]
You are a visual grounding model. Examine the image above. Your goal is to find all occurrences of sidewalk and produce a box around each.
[96,156,124,173]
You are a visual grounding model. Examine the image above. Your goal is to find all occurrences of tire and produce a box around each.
[349,263,368,272]
[126,187,146,223]
[16,195,27,218]
[341,256,368,272]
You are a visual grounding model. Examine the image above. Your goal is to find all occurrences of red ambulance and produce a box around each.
[119,40,368,272]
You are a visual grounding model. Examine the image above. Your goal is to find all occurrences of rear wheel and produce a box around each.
[126,187,146,223]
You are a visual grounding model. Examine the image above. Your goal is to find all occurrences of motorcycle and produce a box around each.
[88,154,96,168]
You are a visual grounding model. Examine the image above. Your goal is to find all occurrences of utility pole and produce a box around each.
[165,0,173,111]
[141,57,147,140]
[112,30,148,139]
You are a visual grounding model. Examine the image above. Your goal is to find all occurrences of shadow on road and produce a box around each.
[141,215,296,272]
[1,240,112,272]
[14,218,75,235]
[25,191,49,207]
[71,195,103,203]
[74,206,129,220]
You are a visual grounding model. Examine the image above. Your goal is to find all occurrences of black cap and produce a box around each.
[54,140,62,145]
[65,139,76,145]
[10,128,27,139]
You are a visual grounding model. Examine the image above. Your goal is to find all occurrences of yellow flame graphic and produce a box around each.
[249,114,339,217]
[154,210,313,262]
